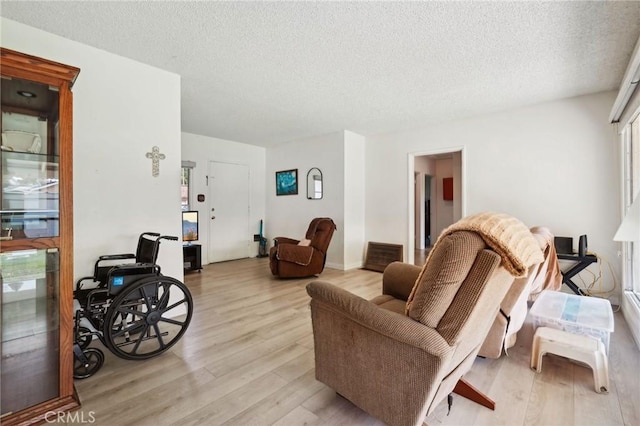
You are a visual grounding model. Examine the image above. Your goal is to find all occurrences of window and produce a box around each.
[181,161,195,211]
[181,167,190,211]
[613,38,640,348]
[621,114,640,301]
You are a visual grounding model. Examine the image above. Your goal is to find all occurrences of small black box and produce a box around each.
[554,236,573,254]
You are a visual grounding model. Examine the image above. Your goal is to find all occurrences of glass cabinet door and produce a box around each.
[2,152,59,240]
[1,77,64,416]
[1,248,60,414]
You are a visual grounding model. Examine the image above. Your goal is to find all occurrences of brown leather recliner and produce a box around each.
[269,217,336,278]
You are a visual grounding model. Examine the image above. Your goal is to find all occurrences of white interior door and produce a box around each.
[208,161,250,262]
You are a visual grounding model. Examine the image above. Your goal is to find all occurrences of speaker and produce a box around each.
[554,236,573,254]
[579,234,588,257]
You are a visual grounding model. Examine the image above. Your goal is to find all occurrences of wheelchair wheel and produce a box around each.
[74,348,104,379]
[102,275,193,360]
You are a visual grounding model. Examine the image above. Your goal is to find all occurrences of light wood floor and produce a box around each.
[74,257,640,425]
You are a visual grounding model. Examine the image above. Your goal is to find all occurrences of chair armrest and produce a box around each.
[94,253,136,279]
[274,237,300,246]
[276,244,314,265]
[76,276,99,291]
[382,262,422,301]
[499,274,529,315]
[306,281,449,356]
[98,253,136,261]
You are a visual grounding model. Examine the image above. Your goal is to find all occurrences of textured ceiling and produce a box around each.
[2,1,639,147]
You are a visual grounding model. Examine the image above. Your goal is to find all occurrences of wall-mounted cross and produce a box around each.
[146,146,165,177]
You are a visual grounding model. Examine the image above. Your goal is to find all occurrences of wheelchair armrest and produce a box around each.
[76,276,100,291]
[98,253,136,261]
[108,262,160,274]
[92,254,136,283]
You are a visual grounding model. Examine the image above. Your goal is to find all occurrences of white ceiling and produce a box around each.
[2,1,639,148]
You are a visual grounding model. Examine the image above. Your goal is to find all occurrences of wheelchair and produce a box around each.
[72,232,193,379]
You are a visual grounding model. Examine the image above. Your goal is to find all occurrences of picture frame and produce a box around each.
[275,169,298,196]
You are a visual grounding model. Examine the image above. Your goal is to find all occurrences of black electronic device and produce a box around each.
[578,234,588,257]
[554,236,573,255]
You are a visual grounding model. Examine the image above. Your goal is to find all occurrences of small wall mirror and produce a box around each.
[306,167,323,200]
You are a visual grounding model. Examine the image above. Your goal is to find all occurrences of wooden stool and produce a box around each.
[531,326,609,393]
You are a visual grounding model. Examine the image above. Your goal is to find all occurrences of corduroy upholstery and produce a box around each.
[306,228,517,426]
[269,217,336,278]
[407,232,487,327]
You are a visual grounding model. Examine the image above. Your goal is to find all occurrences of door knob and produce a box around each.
[211,216,216,220]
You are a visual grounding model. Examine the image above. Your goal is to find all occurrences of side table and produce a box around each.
[183,243,202,272]
[557,253,598,295]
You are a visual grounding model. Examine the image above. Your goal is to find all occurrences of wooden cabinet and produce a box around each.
[0,48,80,425]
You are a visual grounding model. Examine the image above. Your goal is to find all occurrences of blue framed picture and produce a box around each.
[276,169,298,196]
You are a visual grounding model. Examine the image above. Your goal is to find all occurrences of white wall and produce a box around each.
[343,131,366,269]
[1,18,184,282]
[266,130,366,270]
[367,92,620,299]
[452,151,462,222]
[266,132,345,268]
[181,132,266,264]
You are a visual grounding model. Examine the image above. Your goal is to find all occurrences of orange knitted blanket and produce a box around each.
[430,212,544,278]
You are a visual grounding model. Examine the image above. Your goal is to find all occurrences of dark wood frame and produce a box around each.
[0,47,80,425]
[275,168,298,196]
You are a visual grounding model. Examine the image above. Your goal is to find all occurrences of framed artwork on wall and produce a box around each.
[443,177,453,200]
[276,169,298,196]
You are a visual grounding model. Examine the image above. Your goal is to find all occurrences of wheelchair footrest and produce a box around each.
[117,331,169,347]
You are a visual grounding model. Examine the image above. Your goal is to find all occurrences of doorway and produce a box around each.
[409,148,464,265]
[208,161,250,262]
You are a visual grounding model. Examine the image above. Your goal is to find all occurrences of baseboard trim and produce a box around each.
[344,261,364,270]
[325,262,344,270]
[325,262,364,271]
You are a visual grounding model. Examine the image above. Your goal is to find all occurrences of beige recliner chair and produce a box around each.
[478,226,563,358]
[306,213,543,426]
